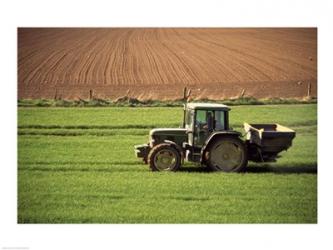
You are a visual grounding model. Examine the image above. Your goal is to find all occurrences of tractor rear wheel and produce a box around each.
[206,136,247,172]
[148,143,181,171]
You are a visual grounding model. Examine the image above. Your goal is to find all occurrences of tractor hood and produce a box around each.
[149,128,187,136]
[149,128,187,147]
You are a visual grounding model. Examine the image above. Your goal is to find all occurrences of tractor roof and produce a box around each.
[186,102,230,111]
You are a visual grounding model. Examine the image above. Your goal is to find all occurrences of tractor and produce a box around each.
[134,102,295,172]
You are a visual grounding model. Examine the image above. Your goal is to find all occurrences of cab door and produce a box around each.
[193,110,214,147]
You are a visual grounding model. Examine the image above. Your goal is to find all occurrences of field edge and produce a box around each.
[18,97,317,107]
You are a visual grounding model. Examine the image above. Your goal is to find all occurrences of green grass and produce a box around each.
[18,104,317,223]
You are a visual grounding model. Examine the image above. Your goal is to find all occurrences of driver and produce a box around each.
[202,112,213,131]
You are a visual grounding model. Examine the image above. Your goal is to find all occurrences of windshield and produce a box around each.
[194,110,226,131]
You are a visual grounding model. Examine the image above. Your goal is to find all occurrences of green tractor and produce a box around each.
[134,102,295,172]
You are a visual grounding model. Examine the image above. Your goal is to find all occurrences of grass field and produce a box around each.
[18,104,317,223]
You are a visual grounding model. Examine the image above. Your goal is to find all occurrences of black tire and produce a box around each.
[206,136,248,172]
[148,143,181,171]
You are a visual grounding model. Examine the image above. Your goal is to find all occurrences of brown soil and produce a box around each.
[18,28,317,100]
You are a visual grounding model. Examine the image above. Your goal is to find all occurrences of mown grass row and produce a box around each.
[18,125,317,137]
[18,104,317,127]
[18,104,317,137]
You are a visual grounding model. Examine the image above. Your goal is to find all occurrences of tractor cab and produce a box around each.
[183,103,233,162]
[184,103,230,148]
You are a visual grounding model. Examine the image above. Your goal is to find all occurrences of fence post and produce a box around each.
[240,88,246,98]
[307,83,311,98]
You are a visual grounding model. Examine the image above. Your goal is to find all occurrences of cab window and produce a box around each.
[214,111,225,130]
[195,110,226,131]
[195,110,214,130]
[196,110,207,124]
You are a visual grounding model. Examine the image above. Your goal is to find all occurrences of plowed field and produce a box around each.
[18,28,317,100]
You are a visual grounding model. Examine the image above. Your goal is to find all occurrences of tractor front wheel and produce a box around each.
[148,143,181,171]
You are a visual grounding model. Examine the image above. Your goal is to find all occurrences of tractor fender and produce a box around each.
[200,131,242,163]
[163,140,185,163]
